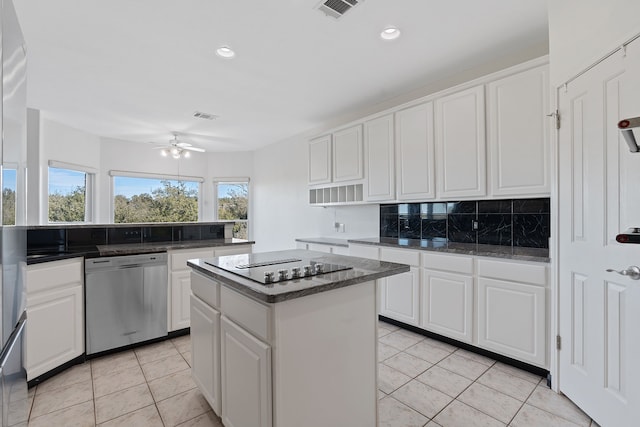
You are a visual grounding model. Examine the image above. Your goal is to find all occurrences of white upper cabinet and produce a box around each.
[333,124,364,182]
[436,85,487,198]
[364,114,395,201]
[488,65,550,196]
[395,102,436,200]
[308,135,332,185]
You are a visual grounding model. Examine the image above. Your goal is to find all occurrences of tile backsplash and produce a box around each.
[380,198,550,248]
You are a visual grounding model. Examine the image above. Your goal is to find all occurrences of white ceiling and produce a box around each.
[13,0,549,152]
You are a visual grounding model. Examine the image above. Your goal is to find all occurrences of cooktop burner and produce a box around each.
[205,256,353,285]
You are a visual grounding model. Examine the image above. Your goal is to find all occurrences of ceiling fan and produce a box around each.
[153,135,206,159]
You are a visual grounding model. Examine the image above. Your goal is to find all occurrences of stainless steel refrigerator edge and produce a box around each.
[0,0,28,425]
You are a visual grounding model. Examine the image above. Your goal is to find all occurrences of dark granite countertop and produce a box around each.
[27,239,254,265]
[188,249,410,304]
[96,239,253,256]
[295,237,350,247]
[348,237,550,263]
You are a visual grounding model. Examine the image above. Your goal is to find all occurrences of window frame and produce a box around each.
[109,170,204,223]
[213,177,250,240]
[47,160,97,224]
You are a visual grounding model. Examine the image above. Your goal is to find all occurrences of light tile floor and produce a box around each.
[26,323,599,427]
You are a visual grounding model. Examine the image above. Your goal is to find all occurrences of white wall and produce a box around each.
[252,135,378,253]
[548,0,640,86]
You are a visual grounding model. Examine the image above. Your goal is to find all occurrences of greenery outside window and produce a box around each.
[48,161,95,223]
[215,180,249,239]
[111,172,202,223]
[2,168,16,225]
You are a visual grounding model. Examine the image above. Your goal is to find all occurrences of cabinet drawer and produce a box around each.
[422,253,473,274]
[214,245,252,257]
[220,286,271,342]
[171,249,215,272]
[191,272,220,308]
[477,259,547,286]
[26,258,83,294]
[349,244,379,260]
[380,248,420,266]
[307,243,332,253]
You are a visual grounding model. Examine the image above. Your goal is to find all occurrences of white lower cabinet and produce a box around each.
[379,247,421,326]
[421,269,473,343]
[191,270,377,426]
[190,294,221,415]
[25,258,84,381]
[221,315,272,427]
[169,245,252,331]
[379,268,420,326]
[477,278,546,366]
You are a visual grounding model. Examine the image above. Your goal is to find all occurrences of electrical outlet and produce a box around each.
[335,222,346,233]
[472,220,479,231]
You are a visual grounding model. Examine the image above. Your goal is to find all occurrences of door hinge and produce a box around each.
[547,110,561,129]
[556,335,562,350]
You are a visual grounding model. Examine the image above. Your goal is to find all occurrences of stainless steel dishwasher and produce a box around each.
[85,253,168,355]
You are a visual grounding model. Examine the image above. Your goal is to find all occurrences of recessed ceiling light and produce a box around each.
[380,27,401,41]
[216,46,235,58]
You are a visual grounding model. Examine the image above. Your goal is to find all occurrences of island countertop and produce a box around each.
[187,249,410,303]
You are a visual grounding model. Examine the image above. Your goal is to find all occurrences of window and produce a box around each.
[48,162,95,223]
[2,168,16,225]
[215,180,249,239]
[112,173,201,223]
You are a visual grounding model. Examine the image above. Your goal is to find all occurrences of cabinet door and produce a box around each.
[421,270,473,343]
[170,271,192,331]
[308,135,332,184]
[379,267,420,326]
[25,286,83,380]
[488,65,550,196]
[477,278,546,366]
[333,125,363,182]
[436,85,487,198]
[221,315,272,427]
[396,102,436,200]
[190,295,221,416]
[364,114,395,201]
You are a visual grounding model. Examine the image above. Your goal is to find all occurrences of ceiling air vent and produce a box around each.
[193,111,218,120]
[317,0,362,19]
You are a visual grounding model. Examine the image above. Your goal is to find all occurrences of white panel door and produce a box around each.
[364,114,395,201]
[436,85,487,198]
[421,269,473,343]
[380,267,420,326]
[332,124,363,182]
[395,102,436,200]
[221,315,272,427]
[488,64,550,196]
[477,278,546,366]
[190,295,221,416]
[558,39,640,426]
[308,135,332,184]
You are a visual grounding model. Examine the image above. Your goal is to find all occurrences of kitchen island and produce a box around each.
[188,249,409,427]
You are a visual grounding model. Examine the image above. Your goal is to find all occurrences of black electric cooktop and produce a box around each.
[205,256,352,284]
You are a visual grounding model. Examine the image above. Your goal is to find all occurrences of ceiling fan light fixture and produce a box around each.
[216,46,235,58]
[161,149,168,157]
[184,151,191,158]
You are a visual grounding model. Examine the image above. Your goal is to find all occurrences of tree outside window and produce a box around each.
[216,182,248,239]
[48,167,89,222]
[113,177,199,223]
[2,168,16,225]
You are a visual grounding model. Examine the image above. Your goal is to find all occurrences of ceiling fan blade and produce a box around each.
[182,146,205,152]
[175,142,192,148]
